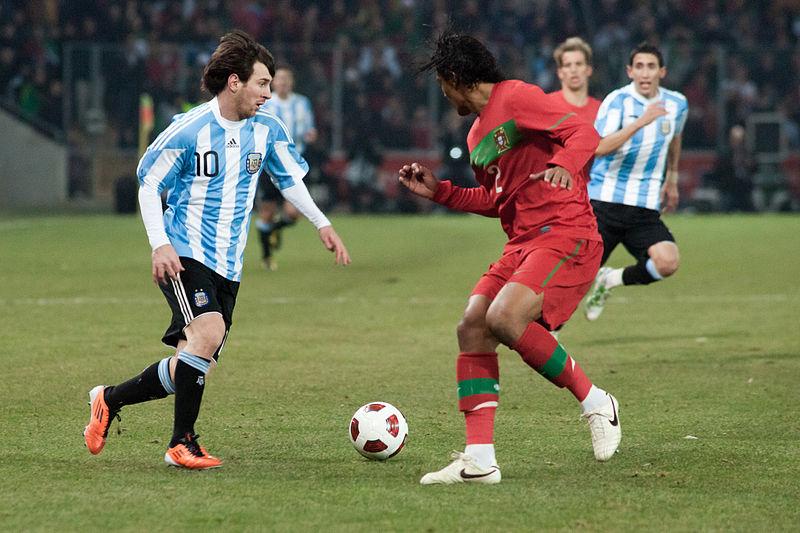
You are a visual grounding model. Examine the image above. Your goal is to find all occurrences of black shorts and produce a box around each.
[591,200,676,264]
[159,257,240,357]
[258,170,283,203]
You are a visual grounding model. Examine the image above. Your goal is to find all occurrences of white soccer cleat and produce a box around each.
[420,451,501,485]
[582,393,621,461]
[584,266,613,321]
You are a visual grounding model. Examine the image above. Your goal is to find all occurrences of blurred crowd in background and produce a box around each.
[1,0,799,211]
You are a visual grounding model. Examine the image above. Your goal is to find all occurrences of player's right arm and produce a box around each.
[136,141,187,284]
[594,94,667,156]
[399,163,498,217]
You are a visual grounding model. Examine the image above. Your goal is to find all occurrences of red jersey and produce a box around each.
[548,90,601,125]
[548,90,602,186]
[433,80,601,251]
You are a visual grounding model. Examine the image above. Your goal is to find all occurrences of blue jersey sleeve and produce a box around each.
[594,91,625,137]
[136,111,198,193]
[674,98,689,135]
[263,118,309,190]
[136,145,187,194]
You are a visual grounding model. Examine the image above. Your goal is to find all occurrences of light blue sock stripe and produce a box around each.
[158,357,175,394]
[177,352,211,374]
[256,220,273,232]
[645,258,663,280]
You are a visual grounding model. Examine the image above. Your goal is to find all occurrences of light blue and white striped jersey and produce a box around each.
[137,97,308,281]
[589,83,688,211]
[260,92,315,154]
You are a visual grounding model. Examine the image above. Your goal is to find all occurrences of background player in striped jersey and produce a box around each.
[584,43,688,321]
[550,37,601,126]
[83,30,350,469]
[399,31,621,485]
[256,65,318,270]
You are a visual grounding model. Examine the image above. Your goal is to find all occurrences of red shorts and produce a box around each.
[471,233,603,330]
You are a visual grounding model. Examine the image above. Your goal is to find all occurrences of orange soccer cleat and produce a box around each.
[83,385,119,455]
[164,434,223,470]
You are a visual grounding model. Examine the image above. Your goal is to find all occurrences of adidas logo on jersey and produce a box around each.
[226,138,238,149]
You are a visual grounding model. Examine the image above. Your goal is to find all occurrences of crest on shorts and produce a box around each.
[194,290,209,308]
[660,119,671,136]
[246,152,263,174]
[493,128,510,154]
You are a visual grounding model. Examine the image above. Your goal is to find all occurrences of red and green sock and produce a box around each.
[457,352,499,468]
[513,322,592,402]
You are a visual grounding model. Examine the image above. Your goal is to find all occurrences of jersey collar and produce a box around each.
[209,97,247,130]
[627,82,662,104]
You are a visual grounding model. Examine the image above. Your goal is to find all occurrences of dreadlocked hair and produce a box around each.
[419,29,505,89]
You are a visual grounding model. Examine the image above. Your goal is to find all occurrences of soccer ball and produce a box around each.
[349,402,408,460]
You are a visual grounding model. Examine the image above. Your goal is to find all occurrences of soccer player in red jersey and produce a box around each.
[399,31,621,485]
[549,37,601,126]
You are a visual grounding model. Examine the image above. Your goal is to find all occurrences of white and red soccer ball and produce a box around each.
[349,402,408,460]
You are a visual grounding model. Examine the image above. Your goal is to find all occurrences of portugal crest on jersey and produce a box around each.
[246,152,263,174]
[494,128,511,154]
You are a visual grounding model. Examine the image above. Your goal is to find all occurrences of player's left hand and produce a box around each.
[530,166,573,190]
[660,180,679,213]
[319,226,351,266]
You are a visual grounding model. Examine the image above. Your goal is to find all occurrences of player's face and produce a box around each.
[626,53,666,99]
[235,61,272,119]
[557,50,593,92]
[272,68,294,98]
[438,76,472,116]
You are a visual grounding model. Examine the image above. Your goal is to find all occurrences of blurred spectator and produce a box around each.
[0,0,797,211]
[344,140,384,213]
[704,125,756,212]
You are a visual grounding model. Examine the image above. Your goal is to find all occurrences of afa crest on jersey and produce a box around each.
[246,152,263,174]
[660,119,671,136]
[194,290,209,308]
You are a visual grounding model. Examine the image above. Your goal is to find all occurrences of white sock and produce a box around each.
[464,444,496,469]
[604,268,624,289]
[580,385,609,413]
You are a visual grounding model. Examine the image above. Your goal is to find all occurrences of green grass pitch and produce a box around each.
[1,213,798,531]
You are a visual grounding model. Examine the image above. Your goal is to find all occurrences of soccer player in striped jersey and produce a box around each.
[399,31,621,485]
[584,42,688,321]
[255,65,318,270]
[83,30,350,469]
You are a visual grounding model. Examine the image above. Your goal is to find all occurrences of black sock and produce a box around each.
[105,359,172,411]
[274,217,296,230]
[622,259,660,286]
[259,228,272,259]
[171,354,208,445]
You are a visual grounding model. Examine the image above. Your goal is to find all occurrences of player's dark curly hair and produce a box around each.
[419,30,505,88]
[628,42,664,68]
[202,30,275,95]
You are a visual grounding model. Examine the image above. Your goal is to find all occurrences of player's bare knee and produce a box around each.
[657,256,679,277]
[653,249,680,277]
[186,315,226,357]
[457,315,487,344]
[485,306,520,346]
